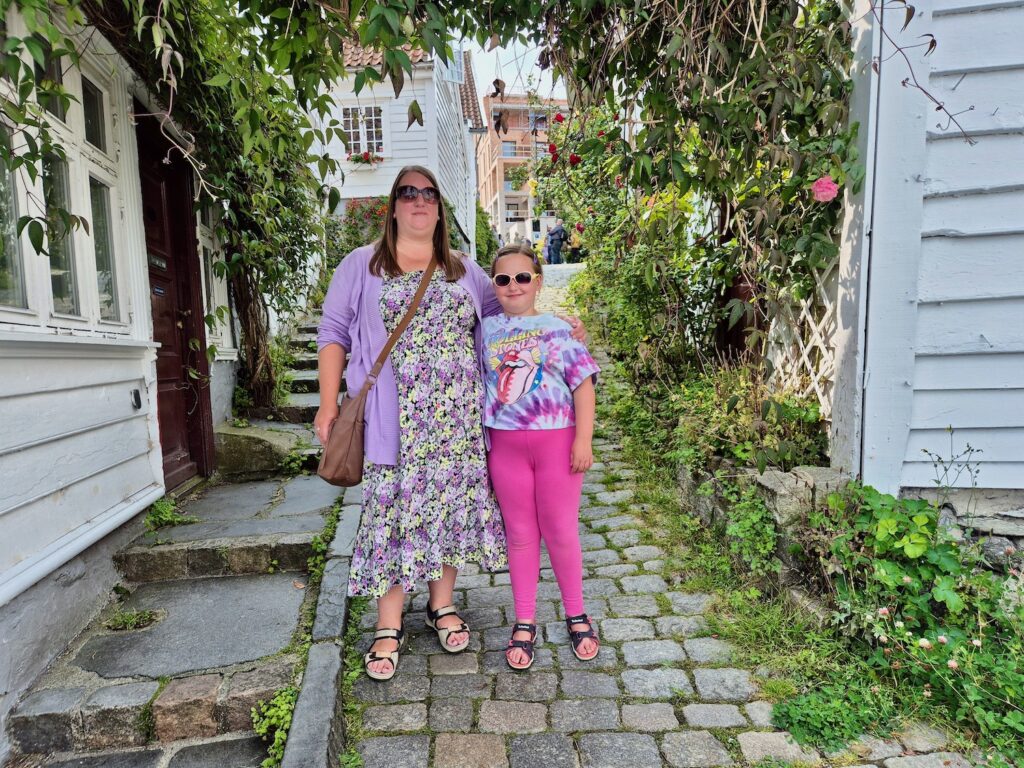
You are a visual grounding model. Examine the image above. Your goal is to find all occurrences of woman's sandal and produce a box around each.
[363,627,406,681]
[425,603,471,653]
[565,613,600,661]
[505,622,538,671]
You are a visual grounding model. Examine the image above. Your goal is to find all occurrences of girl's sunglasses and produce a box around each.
[396,185,440,204]
[492,272,539,287]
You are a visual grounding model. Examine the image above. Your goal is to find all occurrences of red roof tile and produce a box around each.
[459,51,484,129]
[343,43,427,68]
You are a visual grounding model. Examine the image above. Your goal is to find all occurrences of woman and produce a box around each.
[315,166,584,680]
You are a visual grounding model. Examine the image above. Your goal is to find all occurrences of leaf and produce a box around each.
[407,100,423,129]
[328,187,341,212]
[27,219,45,253]
[901,4,917,30]
[487,33,500,52]
[931,576,965,613]
[726,394,740,414]
[491,78,506,99]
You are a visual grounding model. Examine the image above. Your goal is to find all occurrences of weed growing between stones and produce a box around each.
[143,498,197,533]
[137,677,168,743]
[338,596,370,768]
[104,608,158,631]
[252,686,299,767]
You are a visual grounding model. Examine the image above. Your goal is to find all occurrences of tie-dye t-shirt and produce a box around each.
[482,313,599,430]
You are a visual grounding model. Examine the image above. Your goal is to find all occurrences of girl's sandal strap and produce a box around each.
[565,614,600,659]
[506,624,537,670]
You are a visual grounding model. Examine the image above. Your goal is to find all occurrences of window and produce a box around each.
[89,177,118,320]
[42,154,78,315]
[82,77,106,151]
[0,126,26,308]
[501,141,517,158]
[341,106,384,155]
[34,42,66,121]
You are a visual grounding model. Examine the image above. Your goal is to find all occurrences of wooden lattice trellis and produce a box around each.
[766,255,840,422]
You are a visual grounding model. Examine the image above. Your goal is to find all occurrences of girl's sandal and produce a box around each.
[505,622,538,671]
[425,604,471,653]
[565,613,600,661]
[363,627,406,681]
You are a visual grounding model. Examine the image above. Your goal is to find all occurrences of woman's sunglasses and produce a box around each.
[396,185,440,204]
[492,272,539,287]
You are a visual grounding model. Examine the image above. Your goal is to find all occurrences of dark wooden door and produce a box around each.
[137,113,212,488]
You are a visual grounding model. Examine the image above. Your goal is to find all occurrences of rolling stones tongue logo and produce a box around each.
[490,332,544,405]
[497,349,541,404]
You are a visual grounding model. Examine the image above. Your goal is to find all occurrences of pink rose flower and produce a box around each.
[947,659,959,669]
[878,607,890,617]
[811,175,840,202]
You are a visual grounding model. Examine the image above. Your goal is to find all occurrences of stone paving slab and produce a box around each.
[167,735,266,767]
[73,573,307,678]
[45,750,164,767]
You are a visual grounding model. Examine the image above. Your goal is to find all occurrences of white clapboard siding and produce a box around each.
[0,340,161,581]
[910,389,1024,429]
[929,5,1024,74]
[1,454,157,573]
[921,188,1024,235]
[907,427,1024,461]
[0,419,151,515]
[915,297,1024,354]
[860,0,1024,490]
[0,381,150,454]
[914,352,1024,389]
[902,461,1024,488]
[928,68,1024,137]
[433,71,473,239]
[924,132,1024,195]
[918,235,1024,301]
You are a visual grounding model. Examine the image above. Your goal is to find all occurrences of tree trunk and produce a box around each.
[229,268,276,408]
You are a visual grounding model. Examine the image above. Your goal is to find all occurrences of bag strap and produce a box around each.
[362,261,437,391]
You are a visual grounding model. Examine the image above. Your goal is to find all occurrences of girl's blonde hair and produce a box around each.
[491,243,544,278]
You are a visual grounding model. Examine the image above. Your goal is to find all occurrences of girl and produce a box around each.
[483,244,601,670]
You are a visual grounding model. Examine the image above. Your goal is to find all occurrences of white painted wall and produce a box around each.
[314,58,476,245]
[841,0,1024,492]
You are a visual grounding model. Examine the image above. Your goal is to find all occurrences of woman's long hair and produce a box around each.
[370,165,466,282]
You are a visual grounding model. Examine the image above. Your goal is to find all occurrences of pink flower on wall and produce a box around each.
[811,175,840,202]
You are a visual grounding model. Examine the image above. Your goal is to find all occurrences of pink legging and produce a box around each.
[487,426,585,619]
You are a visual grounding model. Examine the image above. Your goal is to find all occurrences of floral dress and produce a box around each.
[347,270,508,598]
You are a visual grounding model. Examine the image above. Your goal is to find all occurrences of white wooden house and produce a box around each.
[0,10,238,756]
[314,46,484,254]
[831,0,1024,530]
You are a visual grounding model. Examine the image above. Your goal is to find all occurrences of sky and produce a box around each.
[465,39,568,116]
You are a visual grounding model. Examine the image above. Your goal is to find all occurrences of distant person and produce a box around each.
[513,231,523,245]
[547,220,567,265]
[569,227,582,263]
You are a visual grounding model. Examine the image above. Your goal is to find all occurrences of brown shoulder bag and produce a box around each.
[317,262,437,486]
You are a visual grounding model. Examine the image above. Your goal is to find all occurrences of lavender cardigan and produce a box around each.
[317,244,502,466]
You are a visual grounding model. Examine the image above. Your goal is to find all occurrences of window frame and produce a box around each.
[0,11,130,332]
[338,103,389,159]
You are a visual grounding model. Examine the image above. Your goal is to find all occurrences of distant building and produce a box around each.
[313,47,484,254]
[476,93,569,244]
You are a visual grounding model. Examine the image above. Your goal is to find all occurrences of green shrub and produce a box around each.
[674,363,828,474]
[252,685,298,768]
[795,483,1024,764]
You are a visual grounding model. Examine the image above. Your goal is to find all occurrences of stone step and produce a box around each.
[8,655,296,755]
[33,733,268,768]
[286,369,319,394]
[277,392,320,423]
[288,333,318,352]
[114,526,317,583]
[296,321,320,335]
[289,351,318,371]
